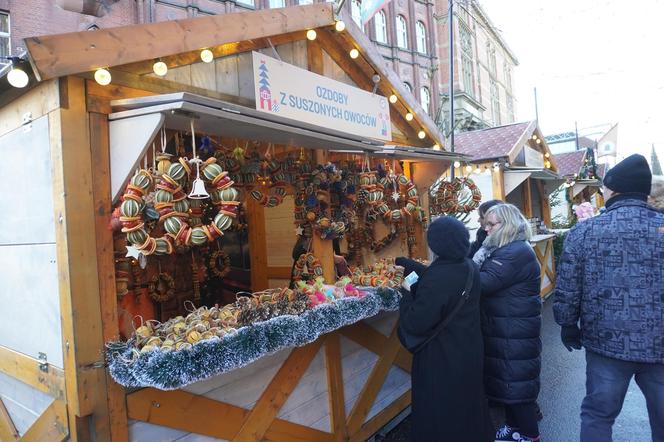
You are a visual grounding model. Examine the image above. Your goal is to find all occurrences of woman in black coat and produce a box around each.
[474,204,542,442]
[397,216,492,442]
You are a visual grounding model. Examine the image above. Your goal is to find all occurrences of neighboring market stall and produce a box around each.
[0,4,465,441]
[551,148,605,224]
[451,121,563,297]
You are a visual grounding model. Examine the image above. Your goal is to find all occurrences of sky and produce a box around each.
[481,0,664,162]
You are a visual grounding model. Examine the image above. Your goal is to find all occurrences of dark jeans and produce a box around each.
[505,402,539,438]
[581,350,664,442]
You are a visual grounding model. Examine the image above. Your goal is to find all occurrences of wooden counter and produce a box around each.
[530,234,556,298]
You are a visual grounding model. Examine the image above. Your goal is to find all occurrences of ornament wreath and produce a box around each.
[375,174,419,222]
[435,177,481,214]
[292,252,324,282]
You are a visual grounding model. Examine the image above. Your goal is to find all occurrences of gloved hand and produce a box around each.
[561,325,582,352]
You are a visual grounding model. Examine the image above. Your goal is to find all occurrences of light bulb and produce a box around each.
[493,163,500,171]
[349,48,359,59]
[454,161,461,168]
[465,165,473,173]
[335,20,346,32]
[200,49,214,63]
[94,68,111,86]
[7,67,29,88]
[474,166,481,174]
[545,160,551,169]
[532,135,537,140]
[484,167,492,175]
[544,152,550,158]
[418,130,426,139]
[536,139,541,144]
[306,29,317,41]
[405,112,413,121]
[389,94,397,103]
[433,144,440,151]
[153,61,168,77]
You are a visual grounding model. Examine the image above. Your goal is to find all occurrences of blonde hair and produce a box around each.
[484,203,531,248]
[649,176,664,209]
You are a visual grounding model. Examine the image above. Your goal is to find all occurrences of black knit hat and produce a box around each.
[604,154,652,195]
[427,216,469,260]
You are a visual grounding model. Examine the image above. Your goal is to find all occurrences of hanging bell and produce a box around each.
[188,177,210,199]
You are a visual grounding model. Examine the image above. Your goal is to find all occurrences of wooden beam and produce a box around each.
[0,345,65,401]
[0,79,60,138]
[20,400,68,442]
[115,32,305,76]
[89,111,129,442]
[127,388,334,441]
[307,39,324,75]
[49,76,110,440]
[0,397,19,441]
[325,334,348,441]
[536,180,552,227]
[349,390,411,442]
[346,326,402,435]
[233,340,323,442]
[24,4,335,81]
[340,323,411,373]
[245,197,269,291]
[315,30,419,147]
[492,169,506,200]
[523,178,533,218]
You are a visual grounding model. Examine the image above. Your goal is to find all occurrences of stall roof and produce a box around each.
[16,3,445,149]
[453,120,558,171]
[372,145,468,162]
[555,150,587,177]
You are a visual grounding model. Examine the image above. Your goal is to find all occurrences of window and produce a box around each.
[420,87,431,114]
[490,80,500,125]
[415,21,427,54]
[507,95,514,123]
[269,0,285,7]
[403,82,412,93]
[396,15,408,49]
[459,24,474,96]
[0,12,9,64]
[237,0,254,6]
[298,0,313,3]
[487,42,497,76]
[351,0,362,26]
[504,63,512,92]
[374,10,387,43]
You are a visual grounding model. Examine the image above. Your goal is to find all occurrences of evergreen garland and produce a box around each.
[106,287,401,390]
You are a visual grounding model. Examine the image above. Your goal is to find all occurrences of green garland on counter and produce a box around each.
[106,287,401,390]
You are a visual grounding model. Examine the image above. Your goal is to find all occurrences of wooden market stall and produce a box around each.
[452,121,563,297]
[0,4,463,441]
[552,148,605,224]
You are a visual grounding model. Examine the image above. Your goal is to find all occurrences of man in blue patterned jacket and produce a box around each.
[554,154,664,442]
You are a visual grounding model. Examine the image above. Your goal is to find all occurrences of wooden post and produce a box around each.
[246,197,269,291]
[89,110,129,442]
[536,180,552,227]
[522,178,533,218]
[50,76,111,441]
[492,168,506,200]
[596,190,605,208]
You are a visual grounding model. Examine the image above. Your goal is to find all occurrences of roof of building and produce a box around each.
[453,121,533,161]
[554,150,586,177]
[577,136,597,150]
[597,163,607,179]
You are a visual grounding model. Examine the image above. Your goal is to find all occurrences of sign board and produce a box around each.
[524,145,545,168]
[253,52,391,141]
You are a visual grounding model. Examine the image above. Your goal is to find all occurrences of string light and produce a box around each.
[545,160,552,169]
[349,48,359,59]
[493,162,501,171]
[7,66,28,88]
[465,164,473,173]
[418,130,426,139]
[200,49,214,63]
[532,135,537,140]
[484,166,492,175]
[306,29,317,41]
[474,165,481,174]
[405,112,413,121]
[454,161,461,168]
[335,20,346,32]
[152,60,168,77]
[433,144,440,150]
[94,68,111,86]
[389,94,398,103]
[544,152,550,158]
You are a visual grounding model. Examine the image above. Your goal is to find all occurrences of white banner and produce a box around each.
[253,52,391,141]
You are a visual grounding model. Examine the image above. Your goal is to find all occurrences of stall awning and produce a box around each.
[109,92,384,201]
[571,179,602,198]
[372,145,468,162]
[504,167,563,196]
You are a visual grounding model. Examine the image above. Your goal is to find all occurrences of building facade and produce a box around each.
[0,0,513,135]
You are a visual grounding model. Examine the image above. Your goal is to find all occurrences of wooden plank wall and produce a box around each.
[126,312,411,441]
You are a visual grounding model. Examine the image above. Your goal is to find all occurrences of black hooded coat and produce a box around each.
[397,217,492,442]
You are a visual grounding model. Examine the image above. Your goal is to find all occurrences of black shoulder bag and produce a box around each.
[403,259,475,354]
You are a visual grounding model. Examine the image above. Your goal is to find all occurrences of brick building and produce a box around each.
[0,0,514,133]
